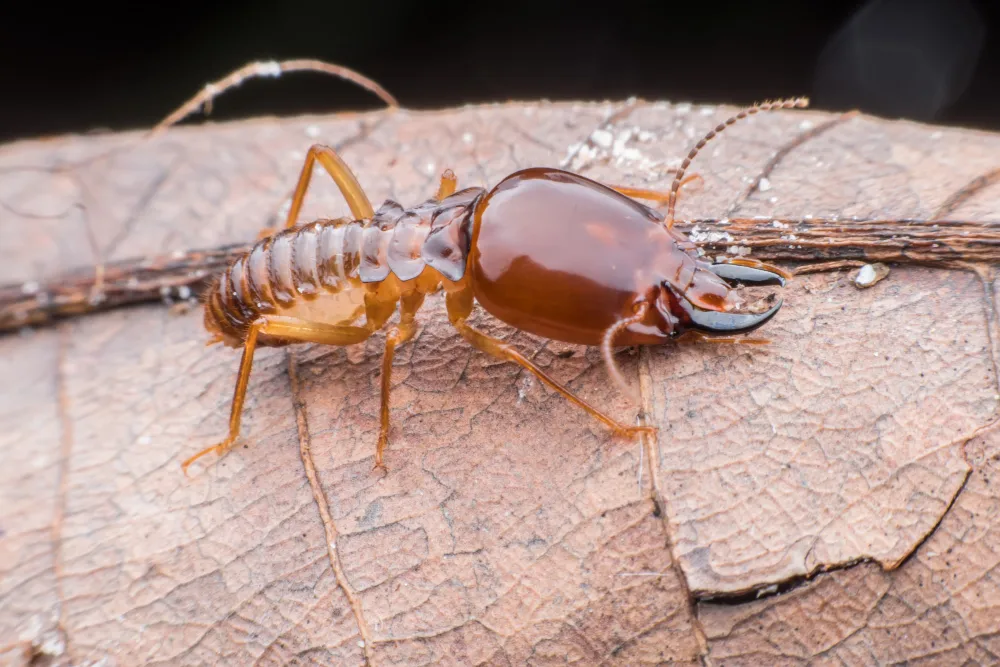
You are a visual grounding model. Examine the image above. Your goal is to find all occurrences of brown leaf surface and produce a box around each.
[2,100,999,665]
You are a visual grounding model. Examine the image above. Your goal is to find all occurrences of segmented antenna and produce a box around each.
[148,59,399,139]
[665,97,809,227]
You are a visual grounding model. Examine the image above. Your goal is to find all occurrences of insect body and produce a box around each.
[183,99,804,474]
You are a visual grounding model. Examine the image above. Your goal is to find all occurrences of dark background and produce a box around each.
[1,0,997,143]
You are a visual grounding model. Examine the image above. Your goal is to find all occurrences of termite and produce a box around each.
[182,97,804,475]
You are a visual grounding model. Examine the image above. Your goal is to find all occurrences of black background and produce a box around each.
[1,0,997,143]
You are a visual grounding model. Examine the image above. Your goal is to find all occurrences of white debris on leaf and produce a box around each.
[853,263,891,289]
[727,245,752,256]
[758,177,772,192]
[590,128,614,149]
[688,224,734,245]
[771,220,787,229]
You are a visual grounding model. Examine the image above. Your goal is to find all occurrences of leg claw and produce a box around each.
[181,437,235,477]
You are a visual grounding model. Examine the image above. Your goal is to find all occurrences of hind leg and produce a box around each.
[183,316,377,475]
[258,144,376,239]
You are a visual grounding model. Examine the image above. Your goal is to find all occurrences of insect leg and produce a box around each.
[182,321,263,475]
[445,290,655,439]
[609,173,703,208]
[259,144,376,239]
[376,291,425,469]
[674,330,771,346]
[435,169,458,200]
[183,316,377,475]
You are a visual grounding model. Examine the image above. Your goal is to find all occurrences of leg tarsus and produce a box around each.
[435,169,458,200]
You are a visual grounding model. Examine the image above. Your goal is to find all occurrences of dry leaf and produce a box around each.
[2,100,999,665]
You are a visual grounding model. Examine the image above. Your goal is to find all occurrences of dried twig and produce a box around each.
[4,216,999,334]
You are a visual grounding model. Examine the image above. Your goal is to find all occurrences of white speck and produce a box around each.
[177,285,192,300]
[171,249,186,259]
[425,160,436,175]
[718,218,730,225]
[799,120,814,131]
[126,277,139,288]
[930,131,942,140]
[329,541,336,551]
[137,435,151,446]
[290,150,304,161]
[758,177,772,192]
[688,224,734,245]
[727,245,751,256]
[462,132,474,145]
[855,264,877,286]
[257,60,282,77]
[36,630,66,657]
[756,584,779,598]
[203,83,219,96]
[769,196,778,204]
[21,281,39,295]
[699,105,716,115]
[637,129,656,142]
[675,102,692,114]
[780,234,798,241]
[612,129,633,155]
[277,198,292,219]
[305,125,321,138]
[159,285,172,298]
[357,640,366,648]
[590,129,613,149]
[771,220,787,228]
[994,394,1000,401]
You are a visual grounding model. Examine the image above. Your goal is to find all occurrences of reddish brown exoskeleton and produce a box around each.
[182,98,804,475]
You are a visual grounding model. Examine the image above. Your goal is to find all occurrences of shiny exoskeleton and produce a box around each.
[184,98,805,475]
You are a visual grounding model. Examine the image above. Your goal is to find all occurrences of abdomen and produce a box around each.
[204,218,367,348]
[469,168,668,346]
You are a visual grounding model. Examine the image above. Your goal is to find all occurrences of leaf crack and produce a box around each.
[637,346,709,659]
[287,350,375,665]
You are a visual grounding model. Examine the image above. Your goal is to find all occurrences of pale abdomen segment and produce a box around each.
[205,218,368,347]
[204,187,484,347]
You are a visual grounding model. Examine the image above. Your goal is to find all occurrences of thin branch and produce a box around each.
[4,216,1000,334]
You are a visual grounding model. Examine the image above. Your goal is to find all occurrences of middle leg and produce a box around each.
[445,290,655,439]
[375,291,426,469]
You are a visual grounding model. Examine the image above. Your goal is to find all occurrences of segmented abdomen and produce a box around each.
[205,217,366,346]
[204,186,484,347]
